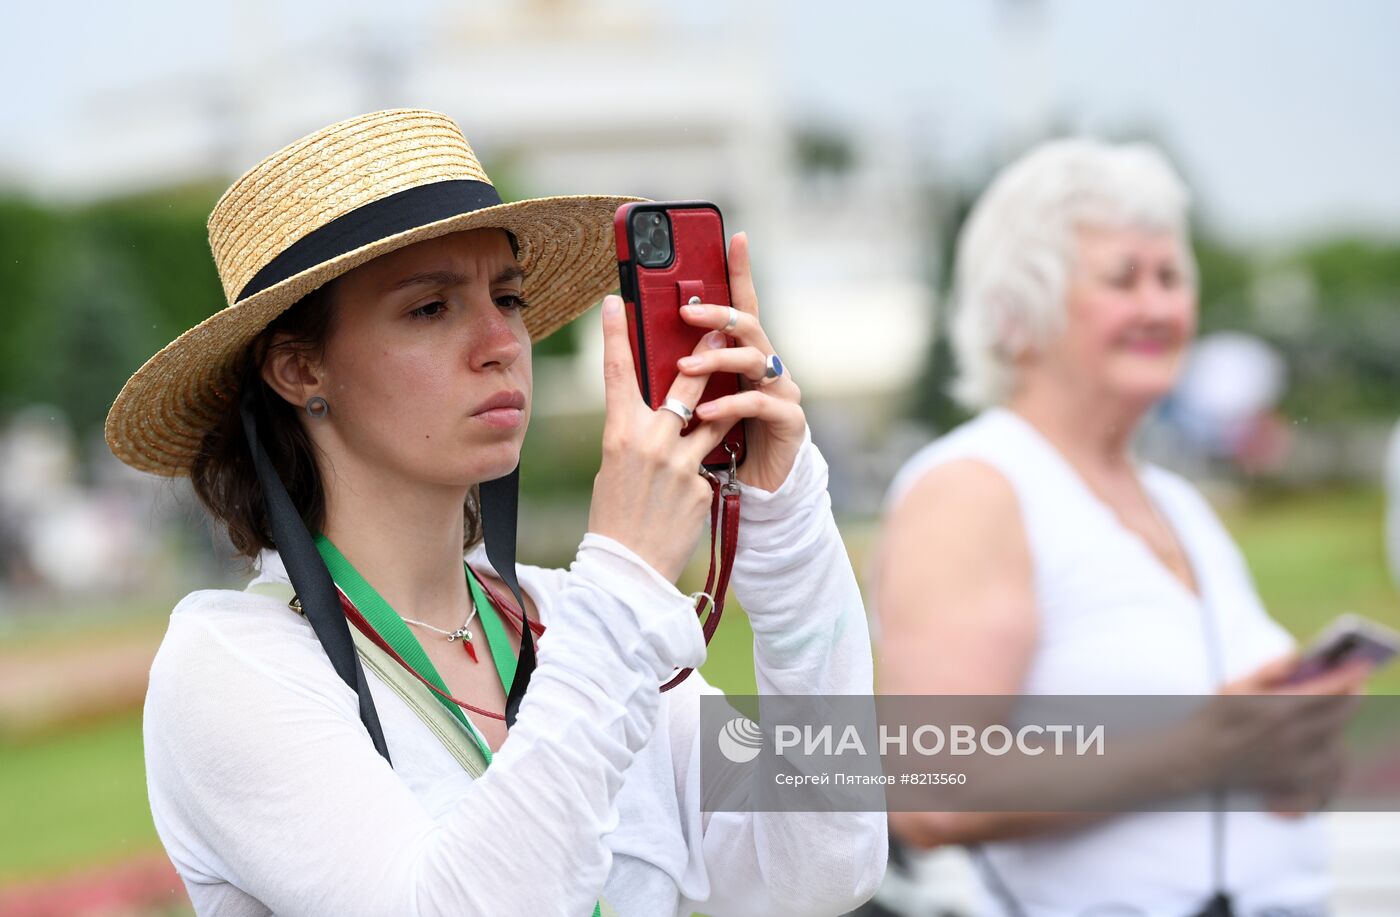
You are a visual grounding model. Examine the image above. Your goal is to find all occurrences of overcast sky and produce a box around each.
[3,0,1397,244]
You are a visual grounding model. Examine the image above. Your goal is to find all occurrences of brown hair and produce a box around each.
[189,281,484,567]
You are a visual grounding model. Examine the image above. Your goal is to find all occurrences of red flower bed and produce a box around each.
[0,853,189,917]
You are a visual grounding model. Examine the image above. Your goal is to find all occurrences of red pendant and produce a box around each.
[464,639,478,663]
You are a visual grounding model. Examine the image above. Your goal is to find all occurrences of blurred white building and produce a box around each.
[19,0,935,422]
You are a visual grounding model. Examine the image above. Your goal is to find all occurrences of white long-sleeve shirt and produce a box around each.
[142,426,887,916]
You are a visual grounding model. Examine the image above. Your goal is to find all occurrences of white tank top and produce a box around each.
[879,408,1328,916]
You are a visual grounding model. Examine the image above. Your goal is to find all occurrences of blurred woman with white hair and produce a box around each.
[870,139,1370,916]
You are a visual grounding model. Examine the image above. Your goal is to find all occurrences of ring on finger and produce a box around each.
[756,353,785,386]
[658,396,694,425]
[723,306,740,332]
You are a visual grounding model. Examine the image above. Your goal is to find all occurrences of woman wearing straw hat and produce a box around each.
[107,110,885,916]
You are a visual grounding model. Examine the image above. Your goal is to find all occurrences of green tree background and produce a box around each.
[0,171,583,469]
[901,139,1400,437]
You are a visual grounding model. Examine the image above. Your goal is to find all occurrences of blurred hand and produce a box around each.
[674,232,806,493]
[1190,653,1371,816]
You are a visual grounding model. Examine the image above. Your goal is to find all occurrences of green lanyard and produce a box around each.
[313,534,606,917]
[314,533,512,762]
[468,568,519,699]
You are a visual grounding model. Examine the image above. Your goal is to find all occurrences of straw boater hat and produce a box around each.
[105,107,639,477]
[103,108,642,751]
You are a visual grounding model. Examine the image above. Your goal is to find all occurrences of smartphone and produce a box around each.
[615,200,746,471]
[1285,613,1400,684]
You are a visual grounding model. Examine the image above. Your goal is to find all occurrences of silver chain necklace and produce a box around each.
[400,604,479,644]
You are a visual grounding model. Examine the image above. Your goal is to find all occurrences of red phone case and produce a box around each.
[615,201,746,470]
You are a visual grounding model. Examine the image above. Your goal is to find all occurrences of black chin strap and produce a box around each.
[479,468,536,726]
[240,388,392,763]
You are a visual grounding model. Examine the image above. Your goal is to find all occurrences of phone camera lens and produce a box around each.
[632,211,673,267]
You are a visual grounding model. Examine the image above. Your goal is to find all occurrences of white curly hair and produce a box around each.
[949,137,1196,409]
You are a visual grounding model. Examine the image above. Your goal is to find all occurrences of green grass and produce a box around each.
[694,592,758,696]
[0,709,162,883]
[1,484,1396,887]
[1222,487,1400,695]
[0,596,177,653]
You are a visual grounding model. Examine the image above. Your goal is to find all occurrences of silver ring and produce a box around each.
[658,397,694,424]
[723,306,740,332]
[756,353,785,386]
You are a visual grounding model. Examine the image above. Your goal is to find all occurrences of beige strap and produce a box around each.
[350,621,491,777]
[246,581,488,775]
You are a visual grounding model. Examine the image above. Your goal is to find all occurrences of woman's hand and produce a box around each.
[589,295,752,583]
[674,232,806,493]
[1188,653,1371,814]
